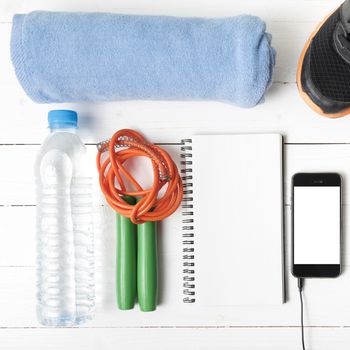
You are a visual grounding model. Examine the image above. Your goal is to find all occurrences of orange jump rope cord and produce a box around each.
[96,129,183,224]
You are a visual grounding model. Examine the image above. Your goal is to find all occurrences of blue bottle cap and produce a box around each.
[48,110,78,129]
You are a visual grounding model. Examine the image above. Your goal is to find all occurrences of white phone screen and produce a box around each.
[294,186,340,265]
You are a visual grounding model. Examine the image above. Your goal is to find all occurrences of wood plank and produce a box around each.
[2,81,350,144]
[0,327,348,350]
[1,144,350,205]
[0,203,349,327]
[0,203,347,266]
[3,264,350,327]
[0,0,339,22]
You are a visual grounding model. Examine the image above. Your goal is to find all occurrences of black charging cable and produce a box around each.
[298,278,305,350]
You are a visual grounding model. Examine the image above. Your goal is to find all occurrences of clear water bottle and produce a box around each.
[35,110,94,326]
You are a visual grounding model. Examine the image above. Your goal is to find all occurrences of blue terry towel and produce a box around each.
[11,11,275,107]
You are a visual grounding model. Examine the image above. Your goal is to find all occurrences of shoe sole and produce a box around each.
[296,9,350,118]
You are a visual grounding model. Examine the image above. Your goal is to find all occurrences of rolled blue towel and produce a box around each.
[11,11,275,107]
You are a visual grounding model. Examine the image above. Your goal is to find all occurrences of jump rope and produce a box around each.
[97,129,183,311]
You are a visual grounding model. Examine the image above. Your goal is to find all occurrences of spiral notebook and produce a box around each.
[180,134,285,305]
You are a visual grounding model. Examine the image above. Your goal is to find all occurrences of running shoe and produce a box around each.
[297,0,350,118]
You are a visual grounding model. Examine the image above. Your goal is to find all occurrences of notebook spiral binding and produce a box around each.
[180,139,195,303]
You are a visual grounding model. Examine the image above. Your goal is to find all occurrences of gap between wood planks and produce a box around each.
[2,142,350,146]
[0,325,348,329]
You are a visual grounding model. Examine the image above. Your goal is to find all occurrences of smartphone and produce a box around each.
[292,173,342,278]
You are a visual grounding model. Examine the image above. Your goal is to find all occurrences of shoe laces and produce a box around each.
[338,32,350,50]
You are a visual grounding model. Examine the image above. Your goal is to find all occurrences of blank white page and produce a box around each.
[192,134,284,305]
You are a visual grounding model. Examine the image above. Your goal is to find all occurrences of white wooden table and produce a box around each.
[2,0,350,349]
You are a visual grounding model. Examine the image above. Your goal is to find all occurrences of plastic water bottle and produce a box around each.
[35,110,94,326]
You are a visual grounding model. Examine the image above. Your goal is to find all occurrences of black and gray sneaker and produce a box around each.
[297,0,350,118]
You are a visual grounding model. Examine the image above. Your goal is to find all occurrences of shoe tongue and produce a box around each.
[334,2,350,64]
[341,0,350,32]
